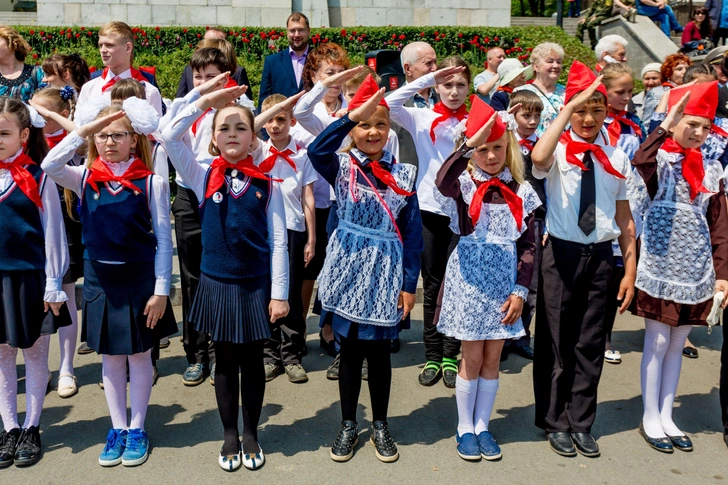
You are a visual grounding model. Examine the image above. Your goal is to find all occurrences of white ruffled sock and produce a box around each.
[455,376,478,436]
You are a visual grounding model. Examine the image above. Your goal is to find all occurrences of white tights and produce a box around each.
[640,318,692,438]
[57,282,79,390]
[102,350,153,430]
[0,336,51,432]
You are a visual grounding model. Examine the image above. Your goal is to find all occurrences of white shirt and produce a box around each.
[41,133,173,296]
[0,149,68,303]
[264,138,318,232]
[290,123,333,209]
[77,68,163,118]
[161,103,289,300]
[532,128,630,244]
[292,81,400,160]
[387,72,463,215]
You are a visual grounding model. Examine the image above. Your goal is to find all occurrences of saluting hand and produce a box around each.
[76,110,127,138]
[348,87,386,123]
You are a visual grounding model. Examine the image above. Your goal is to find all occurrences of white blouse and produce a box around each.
[161,103,290,301]
[41,133,173,296]
[0,149,68,303]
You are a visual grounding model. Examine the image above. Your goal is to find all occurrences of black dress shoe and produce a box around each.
[370,421,399,463]
[548,432,576,457]
[638,424,674,453]
[570,432,600,457]
[667,434,693,452]
[512,345,534,360]
[0,428,20,468]
[330,421,358,462]
[418,362,442,386]
[319,330,337,358]
[389,338,400,353]
[682,346,699,359]
[14,426,41,467]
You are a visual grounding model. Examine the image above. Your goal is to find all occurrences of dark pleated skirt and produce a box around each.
[190,272,271,344]
[82,260,178,355]
[0,269,72,349]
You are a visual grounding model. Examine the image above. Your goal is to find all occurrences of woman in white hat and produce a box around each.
[633,62,662,121]
[490,59,533,112]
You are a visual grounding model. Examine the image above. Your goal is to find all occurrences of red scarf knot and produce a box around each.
[45,130,67,149]
[519,138,536,152]
[86,157,153,195]
[430,102,468,144]
[607,111,642,147]
[660,137,713,200]
[469,175,523,229]
[262,146,297,173]
[1,153,43,209]
[205,155,282,199]
[100,67,148,93]
[559,132,626,180]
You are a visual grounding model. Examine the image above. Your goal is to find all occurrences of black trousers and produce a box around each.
[506,219,544,348]
[172,187,214,366]
[534,237,614,433]
[421,210,461,362]
[264,229,307,365]
[721,324,728,438]
[339,330,392,423]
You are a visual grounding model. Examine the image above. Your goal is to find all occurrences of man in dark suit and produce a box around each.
[258,12,311,112]
[176,29,251,99]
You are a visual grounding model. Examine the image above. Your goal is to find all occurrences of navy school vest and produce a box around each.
[0,163,46,271]
[79,171,157,262]
[199,169,271,281]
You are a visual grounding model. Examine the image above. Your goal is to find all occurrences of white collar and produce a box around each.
[265,137,299,155]
[350,148,394,167]
[470,165,513,183]
[100,156,137,176]
[1,147,24,164]
[569,127,608,147]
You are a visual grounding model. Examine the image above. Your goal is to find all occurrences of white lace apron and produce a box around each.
[437,167,541,341]
[636,150,723,304]
[318,154,417,326]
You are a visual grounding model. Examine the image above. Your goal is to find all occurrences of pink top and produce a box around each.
[681,21,704,46]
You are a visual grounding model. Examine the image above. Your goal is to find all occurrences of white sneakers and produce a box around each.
[604,349,622,364]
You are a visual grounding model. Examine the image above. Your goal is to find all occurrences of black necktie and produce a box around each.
[578,151,596,236]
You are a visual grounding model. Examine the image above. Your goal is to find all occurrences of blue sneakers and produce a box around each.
[99,428,127,467]
[182,363,206,386]
[456,432,481,461]
[121,429,149,466]
[477,431,502,460]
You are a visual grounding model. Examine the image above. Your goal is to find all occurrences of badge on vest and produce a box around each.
[256,191,262,199]
[93,193,100,200]
[213,192,223,204]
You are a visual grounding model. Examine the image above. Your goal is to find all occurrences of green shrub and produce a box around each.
[14,25,595,101]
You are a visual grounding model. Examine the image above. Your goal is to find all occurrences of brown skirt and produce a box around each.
[630,289,714,327]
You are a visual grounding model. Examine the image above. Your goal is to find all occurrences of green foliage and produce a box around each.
[13,25,595,101]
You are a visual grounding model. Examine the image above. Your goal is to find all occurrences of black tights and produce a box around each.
[213,340,265,455]
[338,336,392,423]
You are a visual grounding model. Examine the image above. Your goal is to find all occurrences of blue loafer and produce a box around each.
[456,432,481,461]
[667,434,693,452]
[476,431,502,460]
[638,424,673,453]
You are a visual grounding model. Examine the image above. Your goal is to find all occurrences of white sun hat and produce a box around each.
[497,58,534,87]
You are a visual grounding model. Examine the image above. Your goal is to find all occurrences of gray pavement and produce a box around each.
[3,307,727,484]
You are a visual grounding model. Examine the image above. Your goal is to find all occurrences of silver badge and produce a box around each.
[231,169,239,177]
[212,192,223,204]
[93,193,100,200]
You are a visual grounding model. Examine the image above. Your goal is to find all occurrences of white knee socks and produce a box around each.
[456,376,478,436]
[57,282,78,390]
[474,378,499,434]
[641,318,691,438]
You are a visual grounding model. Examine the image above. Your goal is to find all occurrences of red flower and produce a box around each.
[341,29,347,36]
[205,26,210,30]
[75,33,81,38]
[39,31,45,36]
[196,33,202,38]
[260,32,267,39]
[270,44,276,50]
[458,33,463,38]
[241,27,246,32]
[29,30,34,35]
[398,34,405,40]
[233,32,239,37]
[514,38,520,43]
[183,28,188,33]
[420,31,425,37]
[132,27,139,34]
[357,36,362,42]
[32,53,38,59]
[434,30,439,36]
[134,35,138,39]
[348,36,354,41]
[80,26,85,30]
[67,33,72,39]
[484,36,489,43]
[440,33,445,38]
[59,29,65,35]
[391,34,396,39]
[155,35,160,39]
[249,33,254,38]
[242,38,250,43]
[87,31,92,36]
[155,26,160,31]
[229,30,234,35]
[323,37,329,42]
[394,42,399,47]
[494,36,499,41]
[352,30,357,36]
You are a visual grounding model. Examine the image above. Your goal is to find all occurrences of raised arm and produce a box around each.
[255,91,305,133]
[40,131,88,195]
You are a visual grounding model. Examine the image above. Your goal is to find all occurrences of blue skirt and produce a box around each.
[0,269,72,349]
[82,260,178,355]
[190,272,271,344]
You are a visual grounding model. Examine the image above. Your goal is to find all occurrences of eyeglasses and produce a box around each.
[695,12,706,16]
[94,132,133,143]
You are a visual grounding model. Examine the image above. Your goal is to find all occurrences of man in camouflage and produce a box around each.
[576,0,614,49]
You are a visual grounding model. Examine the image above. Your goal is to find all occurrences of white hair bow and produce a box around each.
[25,104,46,129]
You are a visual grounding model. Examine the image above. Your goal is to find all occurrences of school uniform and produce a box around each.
[0,150,71,349]
[76,67,163,118]
[434,147,540,342]
[41,134,176,355]
[532,128,632,433]
[262,139,318,366]
[307,112,423,424]
[388,72,465,366]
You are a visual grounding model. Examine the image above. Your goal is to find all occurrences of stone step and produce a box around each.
[0,12,38,25]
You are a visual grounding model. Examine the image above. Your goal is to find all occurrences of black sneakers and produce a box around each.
[14,426,42,467]
[0,428,20,468]
[370,421,399,463]
[330,421,359,462]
